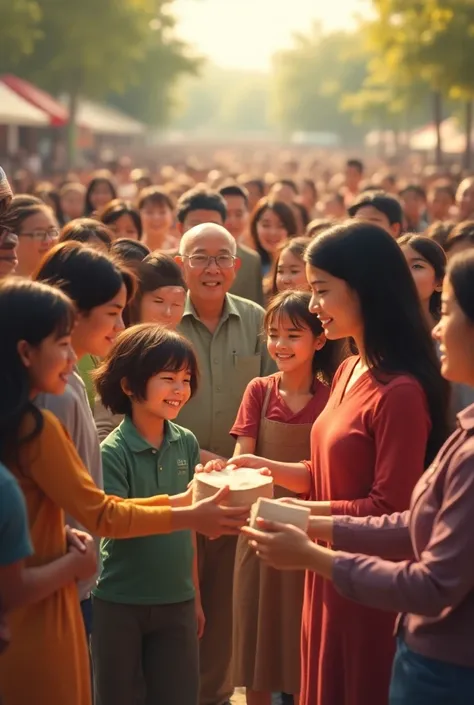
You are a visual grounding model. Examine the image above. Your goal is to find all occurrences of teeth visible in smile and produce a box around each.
[203,282,219,287]
[165,400,180,406]
[276,354,293,359]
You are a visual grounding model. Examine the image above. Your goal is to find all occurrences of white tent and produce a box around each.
[0,81,49,126]
[74,100,145,136]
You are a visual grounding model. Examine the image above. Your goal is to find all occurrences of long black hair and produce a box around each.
[0,278,75,464]
[305,221,450,464]
[398,233,446,322]
[448,250,474,324]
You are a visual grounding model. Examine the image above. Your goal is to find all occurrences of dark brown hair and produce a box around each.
[0,167,13,217]
[97,199,142,239]
[94,323,199,416]
[398,233,446,321]
[250,198,297,269]
[270,236,311,296]
[59,218,112,250]
[138,186,174,213]
[84,174,117,216]
[445,220,474,253]
[448,250,474,324]
[424,220,456,249]
[128,252,186,325]
[264,290,345,385]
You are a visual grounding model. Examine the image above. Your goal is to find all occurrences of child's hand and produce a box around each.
[195,459,226,473]
[227,455,272,476]
[191,486,250,537]
[68,534,97,581]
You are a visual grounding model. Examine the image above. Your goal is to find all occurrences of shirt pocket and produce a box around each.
[232,353,261,393]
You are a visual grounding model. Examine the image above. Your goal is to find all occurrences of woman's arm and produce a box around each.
[230,455,311,494]
[26,412,250,539]
[308,512,413,559]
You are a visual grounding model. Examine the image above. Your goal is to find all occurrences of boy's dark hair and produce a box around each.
[218,183,249,208]
[399,184,427,201]
[445,220,474,252]
[94,323,199,416]
[176,186,227,224]
[346,159,364,174]
[273,179,299,194]
[348,190,404,227]
[137,186,174,212]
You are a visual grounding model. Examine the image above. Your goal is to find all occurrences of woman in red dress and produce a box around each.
[232,222,450,705]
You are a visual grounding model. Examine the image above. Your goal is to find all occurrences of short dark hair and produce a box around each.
[399,184,427,201]
[430,180,456,201]
[305,221,450,465]
[306,219,334,239]
[346,159,364,174]
[128,252,186,324]
[98,199,143,239]
[398,233,446,321]
[218,183,249,208]
[445,220,474,252]
[448,249,474,323]
[273,179,299,194]
[110,238,150,265]
[176,186,227,224]
[137,186,174,213]
[59,217,112,249]
[3,198,54,234]
[348,190,404,227]
[94,323,199,416]
[34,240,135,312]
[425,220,456,249]
[264,290,344,384]
[241,178,265,198]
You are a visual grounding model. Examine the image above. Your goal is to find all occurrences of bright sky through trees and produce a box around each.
[174,0,372,71]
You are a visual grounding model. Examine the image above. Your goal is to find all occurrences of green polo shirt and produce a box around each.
[177,293,275,458]
[93,416,199,605]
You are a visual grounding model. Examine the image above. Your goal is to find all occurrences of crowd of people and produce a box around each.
[0,154,474,705]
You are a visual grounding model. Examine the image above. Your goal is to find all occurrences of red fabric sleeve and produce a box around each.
[230,377,268,439]
[331,380,431,517]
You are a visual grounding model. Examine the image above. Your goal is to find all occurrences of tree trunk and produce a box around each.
[433,91,443,167]
[66,88,79,169]
[463,100,473,171]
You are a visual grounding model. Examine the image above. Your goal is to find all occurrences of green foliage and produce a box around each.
[0,0,41,60]
[0,0,200,126]
[269,24,368,143]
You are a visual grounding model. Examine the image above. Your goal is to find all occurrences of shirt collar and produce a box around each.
[119,415,181,453]
[182,292,241,322]
[457,401,474,431]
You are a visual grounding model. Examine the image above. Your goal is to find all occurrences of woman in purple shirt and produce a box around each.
[243,250,474,704]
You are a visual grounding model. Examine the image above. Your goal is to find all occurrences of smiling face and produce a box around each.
[178,229,240,305]
[276,248,309,293]
[18,330,76,396]
[73,283,127,357]
[267,312,324,373]
[140,203,174,239]
[433,278,474,386]
[135,367,192,421]
[256,208,288,255]
[60,189,85,220]
[139,286,186,329]
[306,263,363,341]
[16,208,59,277]
[402,245,441,309]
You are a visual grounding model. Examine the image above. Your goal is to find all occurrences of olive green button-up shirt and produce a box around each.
[177,293,275,458]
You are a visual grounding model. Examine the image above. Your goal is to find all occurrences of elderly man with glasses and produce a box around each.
[176,223,275,705]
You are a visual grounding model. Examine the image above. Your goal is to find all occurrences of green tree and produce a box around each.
[0,0,200,164]
[0,0,41,59]
[364,0,474,165]
[269,24,368,144]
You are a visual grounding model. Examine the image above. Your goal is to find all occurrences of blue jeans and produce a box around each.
[389,637,474,705]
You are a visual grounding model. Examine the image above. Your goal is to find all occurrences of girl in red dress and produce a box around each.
[232,222,450,705]
[231,290,344,705]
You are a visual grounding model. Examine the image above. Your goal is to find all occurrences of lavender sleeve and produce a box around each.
[333,512,412,559]
[333,453,474,617]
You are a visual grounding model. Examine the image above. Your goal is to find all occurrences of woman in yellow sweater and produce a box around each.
[0,277,248,705]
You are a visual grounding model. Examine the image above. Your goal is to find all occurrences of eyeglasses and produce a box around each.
[183,254,236,269]
[19,228,60,242]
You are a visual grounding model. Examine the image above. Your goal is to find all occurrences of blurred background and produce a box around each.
[0,0,472,175]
